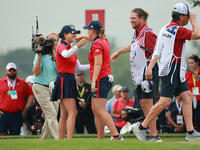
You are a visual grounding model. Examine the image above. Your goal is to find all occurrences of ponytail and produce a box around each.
[95,28,106,40]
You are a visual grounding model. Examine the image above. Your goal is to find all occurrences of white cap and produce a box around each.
[6,62,17,70]
[173,3,189,16]
[112,84,122,93]
[26,75,33,83]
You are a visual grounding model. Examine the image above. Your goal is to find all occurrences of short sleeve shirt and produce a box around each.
[0,76,34,113]
[112,98,135,127]
[33,54,57,85]
[88,37,111,81]
[56,41,77,74]
[185,69,200,100]
[167,21,192,63]
[135,24,157,60]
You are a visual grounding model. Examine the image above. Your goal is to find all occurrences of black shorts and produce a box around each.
[160,63,190,98]
[50,73,77,101]
[136,63,159,100]
[92,76,113,98]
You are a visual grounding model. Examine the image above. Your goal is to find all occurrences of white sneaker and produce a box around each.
[185,130,200,141]
[132,122,146,141]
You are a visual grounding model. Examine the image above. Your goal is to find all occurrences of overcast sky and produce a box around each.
[0,0,200,54]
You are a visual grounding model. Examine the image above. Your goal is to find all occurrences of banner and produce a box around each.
[85,10,105,27]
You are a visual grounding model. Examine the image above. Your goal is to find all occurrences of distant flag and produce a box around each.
[85,10,105,27]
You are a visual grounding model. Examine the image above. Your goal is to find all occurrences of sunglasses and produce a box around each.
[8,69,16,72]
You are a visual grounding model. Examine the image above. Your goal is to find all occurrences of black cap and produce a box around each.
[121,86,129,92]
[60,25,81,36]
[83,20,103,31]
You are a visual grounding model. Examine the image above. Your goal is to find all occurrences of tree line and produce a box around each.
[0,39,135,99]
[0,38,199,99]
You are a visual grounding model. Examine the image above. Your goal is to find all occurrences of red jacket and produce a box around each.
[185,69,200,101]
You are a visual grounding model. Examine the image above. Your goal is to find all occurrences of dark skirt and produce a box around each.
[50,73,77,101]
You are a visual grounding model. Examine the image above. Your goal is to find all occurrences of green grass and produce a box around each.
[0,134,200,150]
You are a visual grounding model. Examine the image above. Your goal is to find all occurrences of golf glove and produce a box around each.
[108,75,114,83]
[49,80,55,92]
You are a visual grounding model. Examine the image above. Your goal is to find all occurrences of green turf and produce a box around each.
[0,134,200,150]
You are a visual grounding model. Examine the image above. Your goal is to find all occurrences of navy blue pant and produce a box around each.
[0,111,23,135]
[75,114,97,134]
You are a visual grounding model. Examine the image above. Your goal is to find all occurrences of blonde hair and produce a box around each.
[95,28,106,40]
[46,32,59,41]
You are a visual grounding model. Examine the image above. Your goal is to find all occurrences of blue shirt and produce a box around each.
[33,54,57,85]
[106,96,116,122]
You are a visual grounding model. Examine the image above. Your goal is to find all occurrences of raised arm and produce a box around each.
[76,35,92,42]
[61,38,87,58]
[190,12,200,40]
[32,46,43,77]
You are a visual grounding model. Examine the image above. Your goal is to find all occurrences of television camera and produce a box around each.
[123,106,144,123]
[33,106,44,135]
[32,16,55,55]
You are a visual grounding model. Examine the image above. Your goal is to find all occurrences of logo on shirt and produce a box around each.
[162,33,172,38]
[166,26,178,35]
[95,49,99,52]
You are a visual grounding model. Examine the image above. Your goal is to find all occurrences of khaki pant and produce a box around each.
[32,84,59,139]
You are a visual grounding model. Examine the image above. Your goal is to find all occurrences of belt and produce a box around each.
[34,83,49,87]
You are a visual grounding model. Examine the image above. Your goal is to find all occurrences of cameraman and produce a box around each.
[23,101,44,135]
[32,32,59,139]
